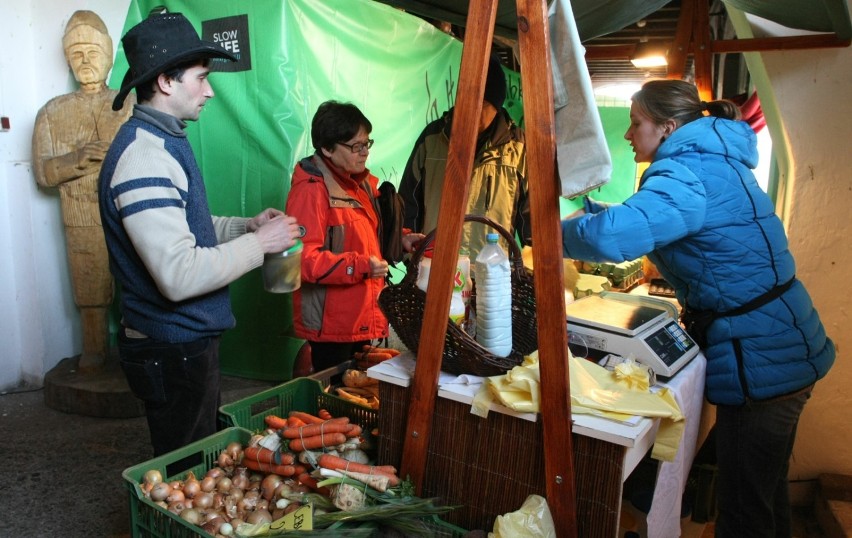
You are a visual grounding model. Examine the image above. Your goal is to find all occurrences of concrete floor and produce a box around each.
[0,368,274,538]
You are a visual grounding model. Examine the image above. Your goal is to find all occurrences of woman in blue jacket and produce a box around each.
[562,79,834,537]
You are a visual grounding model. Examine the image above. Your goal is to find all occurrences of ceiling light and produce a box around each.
[631,41,668,68]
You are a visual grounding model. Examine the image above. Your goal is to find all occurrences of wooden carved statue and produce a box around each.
[32,11,134,371]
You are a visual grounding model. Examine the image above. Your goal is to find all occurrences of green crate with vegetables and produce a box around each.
[123,423,465,538]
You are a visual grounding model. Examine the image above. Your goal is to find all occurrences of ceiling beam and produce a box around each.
[667,0,696,80]
[711,33,851,53]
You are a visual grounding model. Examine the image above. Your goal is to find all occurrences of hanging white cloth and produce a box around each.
[548,0,613,197]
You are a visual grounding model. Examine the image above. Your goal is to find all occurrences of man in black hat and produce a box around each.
[98,13,301,456]
[398,53,531,262]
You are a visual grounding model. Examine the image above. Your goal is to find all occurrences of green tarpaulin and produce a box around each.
[110,0,632,379]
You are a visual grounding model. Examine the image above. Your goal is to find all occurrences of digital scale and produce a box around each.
[566,292,699,378]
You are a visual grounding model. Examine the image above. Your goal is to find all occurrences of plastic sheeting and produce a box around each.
[472,352,685,462]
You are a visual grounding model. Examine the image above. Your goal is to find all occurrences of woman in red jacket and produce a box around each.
[286,101,422,372]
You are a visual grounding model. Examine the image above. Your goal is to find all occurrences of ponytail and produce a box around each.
[633,80,741,126]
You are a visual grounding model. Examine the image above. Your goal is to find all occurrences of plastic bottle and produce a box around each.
[417,245,470,327]
[451,249,472,326]
[474,233,512,356]
[416,246,434,292]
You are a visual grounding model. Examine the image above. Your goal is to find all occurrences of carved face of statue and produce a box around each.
[64,26,112,87]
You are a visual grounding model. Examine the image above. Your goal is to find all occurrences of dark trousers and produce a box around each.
[714,388,811,538]
[118,329,221,457]
[308,340,369,372]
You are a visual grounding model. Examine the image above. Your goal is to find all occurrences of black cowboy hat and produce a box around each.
[112,12,236,111]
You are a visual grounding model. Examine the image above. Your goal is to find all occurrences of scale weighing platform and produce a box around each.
[566,292,699,378]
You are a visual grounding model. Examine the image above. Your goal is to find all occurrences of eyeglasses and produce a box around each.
[337,139,374,153]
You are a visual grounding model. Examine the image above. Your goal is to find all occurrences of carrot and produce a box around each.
[345,424,363,438]
[242,459,297,476]
[288,410,326,425]
[298,472,331,496]
[288,432,348,452]
[278,422,354,439]
[243,445,295,466]
[353,351,393,361]
[288,416,308,428]
[317,409,333,420]
[264,414,289,430]
[317,454,400,486]
[362,344,401,357]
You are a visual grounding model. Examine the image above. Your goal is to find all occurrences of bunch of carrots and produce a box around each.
[352,344,400,370]
[258,408,401,496]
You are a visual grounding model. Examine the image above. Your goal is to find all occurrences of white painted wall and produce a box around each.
[0,0,130,389]
[764,35,852,480]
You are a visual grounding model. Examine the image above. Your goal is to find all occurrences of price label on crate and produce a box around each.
[242,503,313,535]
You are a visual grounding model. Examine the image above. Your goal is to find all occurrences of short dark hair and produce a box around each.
[134,57,210,104]
[311,101,372,152]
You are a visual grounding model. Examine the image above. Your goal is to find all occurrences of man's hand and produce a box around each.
[253,213,301,253]
[247,208,287,232]
[401,232,426,253]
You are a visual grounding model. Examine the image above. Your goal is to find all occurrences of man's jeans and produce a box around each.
[714,387,812,538]
[118,329,221,457]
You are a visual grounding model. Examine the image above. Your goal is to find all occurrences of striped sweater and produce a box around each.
[98,105,263,343]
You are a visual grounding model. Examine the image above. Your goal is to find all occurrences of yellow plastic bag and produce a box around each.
[489,494,556,538]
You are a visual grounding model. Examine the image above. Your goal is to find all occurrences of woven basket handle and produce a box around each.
[409,215,525,279]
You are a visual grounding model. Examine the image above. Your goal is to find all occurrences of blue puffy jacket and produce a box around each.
[562,116,834,405]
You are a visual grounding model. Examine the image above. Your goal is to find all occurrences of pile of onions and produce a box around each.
[139,441,308,538]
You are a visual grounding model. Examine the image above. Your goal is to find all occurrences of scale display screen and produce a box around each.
[645,322,696,366]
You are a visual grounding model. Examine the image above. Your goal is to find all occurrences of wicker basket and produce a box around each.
[378,215,537,377]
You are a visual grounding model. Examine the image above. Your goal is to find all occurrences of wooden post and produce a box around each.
[399,0,499,492]
[516,0,578,535]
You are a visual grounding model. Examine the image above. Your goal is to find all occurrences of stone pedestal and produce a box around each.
[44,350,145,418]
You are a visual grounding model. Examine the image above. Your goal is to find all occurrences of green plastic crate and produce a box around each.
[218,377,378,433]
[122,427,465,537]
[122,427,254,538]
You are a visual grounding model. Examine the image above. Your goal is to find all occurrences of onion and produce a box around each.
[206,467,224,480]
[218,452,234,469]
[246,509,273,525]
[228,488,244,502]
[194,492,214,510]
[231,473,250,491]
[166,488,185,504]
[261,474,283,501]
[201,515,224,535]
[150,482,171,502]
[143,469,163,486]
[167,500,186,514]
[183,477,201,499]
[226,442,243,460]
[200,476,217,492]
[180,507,202,526]
[216,476,233,493]
[219,522,234,536]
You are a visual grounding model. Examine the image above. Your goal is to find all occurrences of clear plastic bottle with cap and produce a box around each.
[417,245,471,327]
[474,233,512,356]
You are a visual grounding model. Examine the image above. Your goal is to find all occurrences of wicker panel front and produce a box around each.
[378,381,625,534]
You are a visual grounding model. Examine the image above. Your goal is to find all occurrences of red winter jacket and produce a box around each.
[285,154,388,342]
